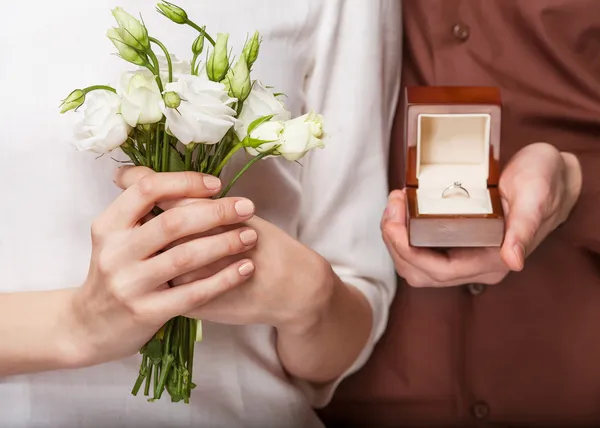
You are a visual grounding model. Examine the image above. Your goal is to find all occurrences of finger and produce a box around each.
[500,187,545,271]
[115,166,218,211]
[171,256,233,286]
[113,165,153,188]
[381,191,453,276]
[393,245,507,288]
[382,190,507,284]
[129,198,256,259]
[136,226,257,286]
[140,259,255,317]
[114,166,222,196]
[96,171,225,232]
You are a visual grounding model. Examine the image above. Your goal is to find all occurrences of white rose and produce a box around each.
[234,80,291,141]
[163,74,237,145]
[246,111,325,161]
[117,71,163,127]
[73,91,131,153]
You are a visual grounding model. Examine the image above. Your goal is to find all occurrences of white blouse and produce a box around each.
[0,1,401,427]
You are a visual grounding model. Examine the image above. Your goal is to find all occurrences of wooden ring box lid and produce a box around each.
[404,86,504,247]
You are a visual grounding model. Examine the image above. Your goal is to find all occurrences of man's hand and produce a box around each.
[381,142,582,287]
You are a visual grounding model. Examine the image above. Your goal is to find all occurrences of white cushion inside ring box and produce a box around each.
[415,113,493,215]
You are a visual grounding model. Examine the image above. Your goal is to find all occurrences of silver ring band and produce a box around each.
[441,181,470,199]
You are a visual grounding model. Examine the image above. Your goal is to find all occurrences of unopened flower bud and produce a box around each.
[156,1,188,25]
[206,33,230,82]
[192,32,205,55]
[111,7,149,50]
[163,91,181,109]
[223,55,251,102]
[242,31,261,69]
[107,28,147,66]
[59,89,85,113]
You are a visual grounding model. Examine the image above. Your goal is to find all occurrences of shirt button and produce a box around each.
[452,23,470,41]
[472,402,490,419]
[467,283,487,296]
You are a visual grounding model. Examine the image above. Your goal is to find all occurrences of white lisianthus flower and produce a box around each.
[155,54,191,82]
[247,111,325,161]
[73,91,131,153]
[117,71,163,127]
[247,121,284,145]
[163,74,237,145]
[234,80,290,141]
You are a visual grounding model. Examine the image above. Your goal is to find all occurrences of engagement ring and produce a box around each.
[441,181,470,199]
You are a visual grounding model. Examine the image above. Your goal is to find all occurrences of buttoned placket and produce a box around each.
[435,2,495,423]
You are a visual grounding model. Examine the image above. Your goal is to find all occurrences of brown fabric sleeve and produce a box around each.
[559,151,600,254]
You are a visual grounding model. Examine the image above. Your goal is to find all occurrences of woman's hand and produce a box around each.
[180,217,335,332]
[114,166,333,333]
[115,166,371,385]
[67,171,259,367]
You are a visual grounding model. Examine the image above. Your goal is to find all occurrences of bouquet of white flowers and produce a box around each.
[60,1,325,403]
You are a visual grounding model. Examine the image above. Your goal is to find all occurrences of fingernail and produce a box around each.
[385,199,400,223]
[203,176,221,190]
[383,204,396,221]
[235,199,255,217]
[513,243,525,269]
[239,229,258,246]
[238,261,255,276]
[112,166,123,183]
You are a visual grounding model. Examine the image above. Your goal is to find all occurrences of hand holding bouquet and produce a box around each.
[60,1,325,403]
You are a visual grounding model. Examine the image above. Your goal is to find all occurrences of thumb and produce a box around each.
[500,193,542,271]
[382,189,407,226]
[113,165,155,190]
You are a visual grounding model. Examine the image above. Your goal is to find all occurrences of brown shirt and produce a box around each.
[320,1,600,427]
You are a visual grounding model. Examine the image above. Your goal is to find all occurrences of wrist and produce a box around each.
[275,256,337,337]
[558,152,582,225]
[55,288,95,369]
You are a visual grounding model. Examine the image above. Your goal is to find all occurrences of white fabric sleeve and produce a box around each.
[293,0,402,408]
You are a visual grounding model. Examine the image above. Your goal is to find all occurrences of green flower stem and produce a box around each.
[129,145,146,166]
[187,20,215,46]
[83,85,117,94]
[187,318,197,396]
[184,144,195,170]
[195,144,206,172]
[178,319,186,368]
[144,363,152,396]
[163,320,174,357]
[153,362,160,398]
[138,130,148,158]
[213,142,242,176]
[131,355,149,396]
[147,49,164,93]
[161,134,171,172]
[149,37,173,83]
[218,147,279,198]
[122,143,144,167]
[235,100,244,117]
[155,123,162,170]
[154,354,174,400]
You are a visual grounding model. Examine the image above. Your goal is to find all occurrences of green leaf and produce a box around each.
[247,114,275,137]
[168,145,185,172]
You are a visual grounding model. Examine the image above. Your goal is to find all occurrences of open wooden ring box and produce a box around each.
[404,86,504,247]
